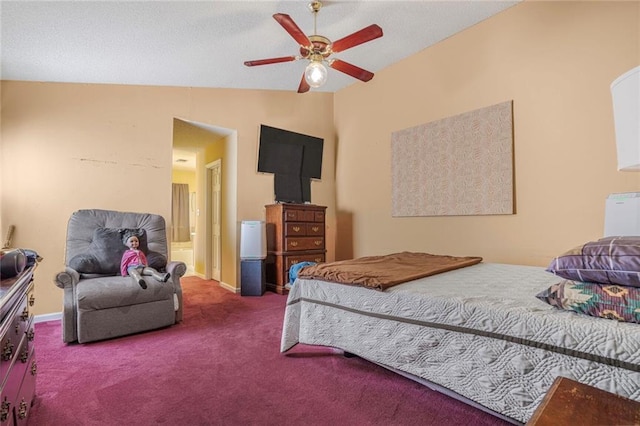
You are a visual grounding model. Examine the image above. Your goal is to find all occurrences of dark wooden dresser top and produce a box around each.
[527,376,640,426]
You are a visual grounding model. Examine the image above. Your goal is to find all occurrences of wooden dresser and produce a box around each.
[0,266,37,425]
[265,203,326,294]
[527,376,640,426]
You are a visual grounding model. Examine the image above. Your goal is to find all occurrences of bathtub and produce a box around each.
[171,241,194,274]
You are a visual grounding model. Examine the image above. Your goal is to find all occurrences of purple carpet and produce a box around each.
[30,276,511,425]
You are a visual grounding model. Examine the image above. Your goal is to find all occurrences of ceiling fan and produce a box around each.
[244,1,383,93]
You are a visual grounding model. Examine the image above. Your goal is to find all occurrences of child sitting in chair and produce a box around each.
[120,234,170,289]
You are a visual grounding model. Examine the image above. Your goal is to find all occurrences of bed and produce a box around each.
[280,249,640,424]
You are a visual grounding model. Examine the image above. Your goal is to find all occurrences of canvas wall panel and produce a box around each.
[391,101,514,217]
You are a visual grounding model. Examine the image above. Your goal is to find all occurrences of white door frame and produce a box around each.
[205,159,222,281]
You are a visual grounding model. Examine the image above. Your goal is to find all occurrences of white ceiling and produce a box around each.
[3,0,521,172]
[1,0,520,93]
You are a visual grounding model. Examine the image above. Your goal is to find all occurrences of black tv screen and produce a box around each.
[257,125,323,179]
[274,174,306,204]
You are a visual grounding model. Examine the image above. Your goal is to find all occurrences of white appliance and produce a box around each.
[604,192,640,237]
[611,65,640,171]
[240,220,266,259]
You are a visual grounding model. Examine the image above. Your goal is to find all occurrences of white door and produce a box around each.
[206,160,222,281]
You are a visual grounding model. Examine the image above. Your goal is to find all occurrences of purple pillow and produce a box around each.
[546,237,640,287]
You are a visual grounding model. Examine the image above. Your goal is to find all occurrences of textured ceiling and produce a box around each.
[1,0,520,93]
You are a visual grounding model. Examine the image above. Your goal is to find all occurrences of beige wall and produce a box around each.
[2,1,639,316]
[1,83,334,315]
[172,169,196,191]
[334,0,640,265]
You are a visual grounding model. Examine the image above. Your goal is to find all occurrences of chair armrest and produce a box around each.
[166,261,187,279]
[166,261,186,323]
[54,267,80,289]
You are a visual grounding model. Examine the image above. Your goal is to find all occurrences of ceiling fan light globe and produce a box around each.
[304,61,328,88]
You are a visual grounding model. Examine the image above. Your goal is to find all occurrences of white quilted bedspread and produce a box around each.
[281,263,640,423]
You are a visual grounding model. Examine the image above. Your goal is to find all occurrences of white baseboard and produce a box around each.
[35,312,62,323]
[185,272,237,293]
[219,281,239,293]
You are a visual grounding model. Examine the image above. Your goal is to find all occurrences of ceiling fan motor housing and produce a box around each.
[301,35,332,60]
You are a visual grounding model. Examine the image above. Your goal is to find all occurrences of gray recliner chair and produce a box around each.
[54,209,186,343]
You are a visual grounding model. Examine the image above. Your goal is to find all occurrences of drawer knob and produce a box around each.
[21,307,29,321]
[29,294,35,307]
[27,328,35,341]
[315,258,322,262]
[289,241,298,247]
[314,240,322,246]
[17,399,27,420]
[312,226,319,232]
[30,360,37,376]
[0,399,10,422]
[2,341,14,361]
[293,226,301,232]
[20,346,29,363]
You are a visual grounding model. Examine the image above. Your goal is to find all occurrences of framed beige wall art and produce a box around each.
[391,100,514,217]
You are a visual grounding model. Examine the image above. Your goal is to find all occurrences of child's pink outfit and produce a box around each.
[121,249,148,276]
[120,249,169,289]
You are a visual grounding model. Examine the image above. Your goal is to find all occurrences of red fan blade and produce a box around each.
[273,13,311,47]
[244,56,297,67]
[297,73,310,93]
[329,59,374,82]
[331,24,383,53]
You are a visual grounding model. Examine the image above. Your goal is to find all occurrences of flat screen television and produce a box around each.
[257,125,324,179]
[257,125,324,204]
[274,174,310,205]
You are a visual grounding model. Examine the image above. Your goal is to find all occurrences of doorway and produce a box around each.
[172,118,237,289]
[171,152,197,276]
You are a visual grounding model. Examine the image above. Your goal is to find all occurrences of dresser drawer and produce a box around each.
[9,334,31,402]
[13,346,36,426]
[306,223,324,236]
[284,210,317,222]
[0,386,15,425]
[285,237,324,251]
[284,223,324,237]
[284,223,307,237]
[301,210,316,222]
[284,209,299,222]
[285,253,326,270]
[0,333,29,426]
[283,209,312,221]
[0,296,28,386]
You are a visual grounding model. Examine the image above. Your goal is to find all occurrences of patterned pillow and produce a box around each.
[536,280,640,323]
[546,237,640,287]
